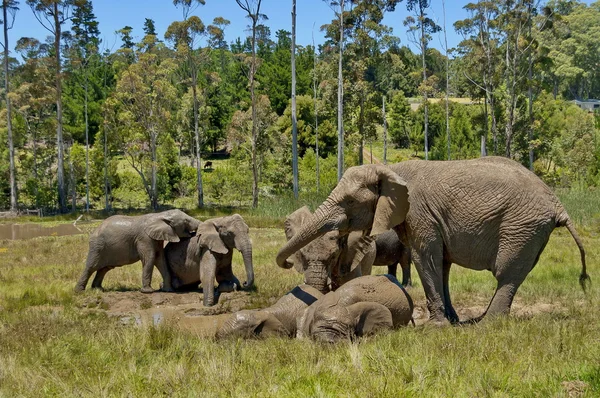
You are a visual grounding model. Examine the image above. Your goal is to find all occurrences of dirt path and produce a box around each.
[362,148,382,165]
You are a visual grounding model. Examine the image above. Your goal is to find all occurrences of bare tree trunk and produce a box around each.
[358,95,364,165]
[420,10,429,160]
[3,2,16,212]
[313,30,320,193]
[382,95,387,165]
[151,127,158,210]
[104,119,109,211]
[442,0,450,160]
[84,73,90,212]
[337,0,344,181]
[291,0,299,199]
[69,144,76,213]
[527,3,534,170]
[53,3,67,213]
[482,94,488,157]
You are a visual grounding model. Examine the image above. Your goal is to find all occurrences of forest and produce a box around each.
[0,0,599,213]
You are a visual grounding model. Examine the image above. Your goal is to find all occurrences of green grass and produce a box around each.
[1,196,599,396]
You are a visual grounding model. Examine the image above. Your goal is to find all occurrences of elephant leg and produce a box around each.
[139,250,157,294]
[74,250,103,292]
[442,261,459,323]
[387,262,398,278]
[200,254,218,307]
[400,247,412,286]
[154,250,174,292]
[412,243,447,325]
[91,267,113,290]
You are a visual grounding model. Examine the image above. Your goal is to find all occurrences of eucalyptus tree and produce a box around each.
[236,0,265,208]
[291,0,298,199]
[26,0,77,212]
[1,0,18,212]
[167,0,207,208]
[404,0,440,160]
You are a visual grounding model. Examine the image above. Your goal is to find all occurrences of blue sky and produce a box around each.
[6,0,596,55]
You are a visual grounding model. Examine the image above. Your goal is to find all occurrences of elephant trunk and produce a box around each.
[276,197,345,268]
[235,236,254,289]
[305,263,330,294]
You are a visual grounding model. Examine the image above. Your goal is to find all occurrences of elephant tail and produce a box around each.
[561,218,590,292]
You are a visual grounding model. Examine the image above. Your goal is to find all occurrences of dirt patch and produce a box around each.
[562,380,588,397]
[80,289,253,337]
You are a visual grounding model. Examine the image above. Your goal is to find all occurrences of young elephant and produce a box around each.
[215,284,323,339]
[164,214,254,307]
[373,229,412,286]
[74,209,201,293]
[284,206,376,294]
[298,274,413,343]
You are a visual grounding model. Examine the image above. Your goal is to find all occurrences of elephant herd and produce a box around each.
[75,156,590,341]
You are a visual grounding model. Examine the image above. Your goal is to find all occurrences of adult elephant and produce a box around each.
[276,158,589,324]
[298,274,413,343]
[284,206,376,294]
[164,214,254,307]
[75,209,200,293]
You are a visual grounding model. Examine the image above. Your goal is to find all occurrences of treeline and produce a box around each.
[0,0,599,212]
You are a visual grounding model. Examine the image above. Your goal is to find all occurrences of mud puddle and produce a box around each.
[0,223,83,240]
[82,290,253,337]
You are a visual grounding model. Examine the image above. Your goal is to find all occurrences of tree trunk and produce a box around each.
[104,119,109,211]
[54,3,67,213]
[69,145,76,213]
[382,95,387,165]
[527,4,534,170]
[420,8,429,160]
[251,16,259,208]
[337,0,344,181]
[482,94,488,157]
[291,0,299,199]
[442,0,450,160]
[313,34,320,193]
[151,127,158,210]
[192,73,204,208]
[84,73,90,212]
[3,1,16,212]
[358,95,364,165]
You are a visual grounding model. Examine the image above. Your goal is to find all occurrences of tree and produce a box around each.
[404,0,441,160]
[27,0,76,213]
[442,0,451,160]
[168,0,207,208]
[1,0,18,212]
[291,0,298,199]
[236,0,266,208]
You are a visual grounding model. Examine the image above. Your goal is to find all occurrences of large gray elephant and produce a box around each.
[216,284,323,339]
[284,206,376,294]
[373,229,412,286]
[75,209,200,293]
[276,158,589,324]
[164,214,254,307]
[298,274,413,343]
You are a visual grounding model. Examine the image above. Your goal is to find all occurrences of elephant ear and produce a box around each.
[217,310,289,339]
[197,222,228,254]
[347,302,394,337]
[338,233,375,276]
[284,206,312,272]
[145,216,180,243]
[372,166,410,236]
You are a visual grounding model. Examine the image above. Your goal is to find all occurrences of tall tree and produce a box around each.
[442,0,451,160]
[404,0,440,160]
[291,0,298,199]
[27,0,75,213]
[1,0,18,212]
[168,0,207,208]
[236,0,265,208]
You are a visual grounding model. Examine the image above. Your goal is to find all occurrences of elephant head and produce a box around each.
[145,209,201,243]
[196,214,254,289]
[216,310,288,339]
[277,165,409,270]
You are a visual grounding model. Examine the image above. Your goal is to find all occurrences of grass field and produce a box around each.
[1,193,599,396]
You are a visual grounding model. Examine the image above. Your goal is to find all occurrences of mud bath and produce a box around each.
[0,223,83,240]
[82,290,255,337]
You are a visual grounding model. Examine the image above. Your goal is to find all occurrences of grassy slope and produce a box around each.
[1,202,599,396]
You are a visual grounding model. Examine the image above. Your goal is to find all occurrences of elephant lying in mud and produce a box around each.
[75,209,200,293]
[277,157,589,325]
[284,207,412,292]
[164,214,254,307]
[216,284,323,339]
[298,275,413,343]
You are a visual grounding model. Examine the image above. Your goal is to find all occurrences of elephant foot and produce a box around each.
[74,285,85,293]
[159,282,175,293]
[140,287,154,294]
[217,281,239,293]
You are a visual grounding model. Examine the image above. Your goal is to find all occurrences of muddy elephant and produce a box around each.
[164,214,254,307]
[284,206,376,294]
[276,158,589,325]
[216,284,323,339]
[298,274,413,343]
[373,229,412,286]
[75,209,201,293]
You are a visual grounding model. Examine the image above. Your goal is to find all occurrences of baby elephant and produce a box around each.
[373,229,412,286]
[298,274,413,343]
[164,214,254,307]
[75,209,200,293]
[216,284,323,339]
